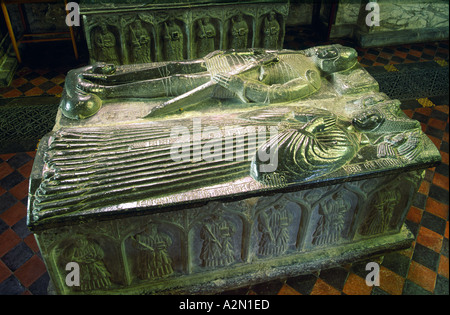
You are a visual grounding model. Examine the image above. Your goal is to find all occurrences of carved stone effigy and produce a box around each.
[79,0,289,64]
[28,45,441,294]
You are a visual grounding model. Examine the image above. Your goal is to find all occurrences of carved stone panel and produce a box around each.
[33,169,424,294]
[81,2,290,64]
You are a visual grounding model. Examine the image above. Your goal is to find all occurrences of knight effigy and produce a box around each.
[28,44,441,295]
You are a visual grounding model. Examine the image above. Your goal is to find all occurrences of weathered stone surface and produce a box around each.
[324,0,449,47]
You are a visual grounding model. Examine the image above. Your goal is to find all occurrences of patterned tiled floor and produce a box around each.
[0,29,448,295]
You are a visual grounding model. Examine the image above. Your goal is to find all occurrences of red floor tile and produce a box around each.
[342,273,372,295]
[1,88,23,98]
[0,260,12,283]
[379,266,405,295]
[310,278,341,295]
[17,160,34,178]
[417,226,444,253]
[277,283,301,295]
[406,206,423,224]
[24,87,45,97]
[0,163,14,179]
[407,261,437,293]
[14,255,47,288]
[425,198,449,221]
[8,180,29,201]
[23,234,40,253]
[0,229,22,258]
[0,201,27,227]
[432,172,449,190]
[438,255,449,279]
[30,77,48,87]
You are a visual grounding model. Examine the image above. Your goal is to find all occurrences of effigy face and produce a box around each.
[28,45,441,294]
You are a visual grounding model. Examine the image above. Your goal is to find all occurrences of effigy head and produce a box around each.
[305,44,358,75]
[352,107,385,132]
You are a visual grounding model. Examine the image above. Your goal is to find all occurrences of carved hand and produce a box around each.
[212,73,247,102]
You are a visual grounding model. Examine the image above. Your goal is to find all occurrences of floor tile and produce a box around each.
[1,241,34,272]
[310,278,341,295]
[425,198,449,220]
[0,201,27,227]
[0,228,21,257]
[0,275,25,295]
[438,255,449,278]
[407,261,437,293]
[434,274,449,295]
[0,259,11,283]
[417,226,444,253]
[277,283,301,295]
[421,211,447,235]
[412,243,441,272]
[381,252,411,278]
[14,255,47,288]
[378,266,405,295]
[318,267,349,291]
[406,206,423,224]
[402,279,432,295]
[342,273,372,295]
[0,171,26,191]
[285,274,318,295]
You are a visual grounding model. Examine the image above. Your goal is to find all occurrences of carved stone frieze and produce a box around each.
[33,169,425,294]
[81,2,289,64]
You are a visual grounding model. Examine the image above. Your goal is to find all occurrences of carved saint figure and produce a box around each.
[359,189,401,235]
[132,224,173,279]
[230,14,248,49]
[200,215,236,267]
[130,20,152,63]
[61,237,111,291]
[197,18,216,57]
[312,192,349,245]
[163,19,184,61]
[262,11,280,49]
[94,24,120,64]
[62,44,358,120]
[257,204,292,256]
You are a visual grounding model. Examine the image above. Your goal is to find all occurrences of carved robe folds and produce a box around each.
[28,45,441,294]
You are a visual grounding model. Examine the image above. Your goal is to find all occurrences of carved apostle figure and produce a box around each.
[130,20,152,63]
[262,11,280,49]
[94,24,120,64]
[359,189,401,235]
[197,17,216,57]
[200,215,236,267]
[258,204,292,256]
[132,224,173,279]
[61,237,112,291]
[163,19,184,61]
[312,192,349,245]
[230,14,248,49]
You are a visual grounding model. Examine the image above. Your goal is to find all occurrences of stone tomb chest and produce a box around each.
[27,45,441,294]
